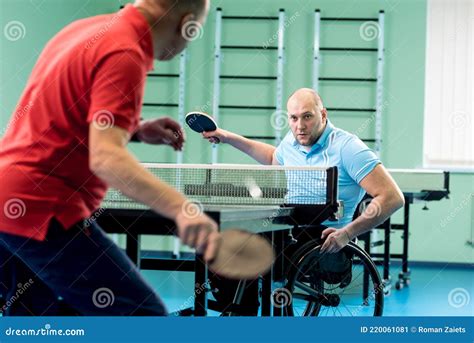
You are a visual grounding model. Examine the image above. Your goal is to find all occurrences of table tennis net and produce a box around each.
[102,164,338,209]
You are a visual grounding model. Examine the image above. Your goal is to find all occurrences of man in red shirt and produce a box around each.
[0,0,217,316]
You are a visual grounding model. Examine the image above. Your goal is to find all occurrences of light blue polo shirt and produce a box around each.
[274,119,380,228]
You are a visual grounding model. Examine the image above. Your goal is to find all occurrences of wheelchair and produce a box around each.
[210,232,384,317]
[275,199,385,316]
[211,201,385,317]
[277,238,384,316]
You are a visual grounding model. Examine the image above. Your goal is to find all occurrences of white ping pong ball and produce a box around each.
[249,186,263,199]
[245,177,263,199]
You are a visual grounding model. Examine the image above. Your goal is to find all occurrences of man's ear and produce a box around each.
[321,108,328,121]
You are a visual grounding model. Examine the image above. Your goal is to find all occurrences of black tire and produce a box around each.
[283,240,384,316]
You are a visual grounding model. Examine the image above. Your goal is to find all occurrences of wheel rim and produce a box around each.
[285,242,384,316]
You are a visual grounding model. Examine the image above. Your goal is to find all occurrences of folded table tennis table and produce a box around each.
[363,169,450,291]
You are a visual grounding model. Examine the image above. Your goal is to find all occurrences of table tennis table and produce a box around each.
[97,163,340,316]
[360,169,450,291]
[97,164,450,315]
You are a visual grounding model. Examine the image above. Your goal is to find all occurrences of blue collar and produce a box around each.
[291,119,335,154]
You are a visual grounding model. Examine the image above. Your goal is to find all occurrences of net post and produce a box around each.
[443,171,450,197]
[326,166,338,207]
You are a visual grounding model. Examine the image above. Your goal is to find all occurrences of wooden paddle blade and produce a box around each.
[208,229,275,280]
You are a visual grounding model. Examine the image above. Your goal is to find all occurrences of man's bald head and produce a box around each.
[136,0,208,18]
[287,88,324,112]
[134,0,210,61]
[169,0,208,17]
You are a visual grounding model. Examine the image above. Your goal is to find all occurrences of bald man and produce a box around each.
[203,88,405,315]
[0,0,217,316]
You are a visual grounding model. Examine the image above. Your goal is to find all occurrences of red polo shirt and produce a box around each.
[0,4,153,240]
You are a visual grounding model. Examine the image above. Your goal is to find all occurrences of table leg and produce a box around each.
[272,230,285,317]
[261,270,272,316]
[126,233,141,268]
[383,218,391,282]
[402,200,410,275]
[194,255,208,316]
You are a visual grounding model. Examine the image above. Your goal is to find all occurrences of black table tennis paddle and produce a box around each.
[185,111,220,143]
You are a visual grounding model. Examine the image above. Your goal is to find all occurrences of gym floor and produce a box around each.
[144,264,473,317]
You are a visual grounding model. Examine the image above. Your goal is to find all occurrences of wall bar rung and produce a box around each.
[326,107,376,112]
[143,103,179,107]
[219,105,277,110]
[222,15,279,20]
[221,45,278,50]
[147,73,179,78]
[321,17,378,22]
[319,77,377,82]
[320,47,378,52]
[220,75,277,80]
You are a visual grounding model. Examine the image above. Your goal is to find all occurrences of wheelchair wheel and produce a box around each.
[283,240,384,316]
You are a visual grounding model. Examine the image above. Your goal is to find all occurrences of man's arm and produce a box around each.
[202,128,280,165]
[321,164,405,253]
[89,124,220,261]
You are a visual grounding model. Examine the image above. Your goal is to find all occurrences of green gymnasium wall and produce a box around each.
[0,0,472,264]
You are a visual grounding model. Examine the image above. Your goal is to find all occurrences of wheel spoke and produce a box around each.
[294,280,320,299]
